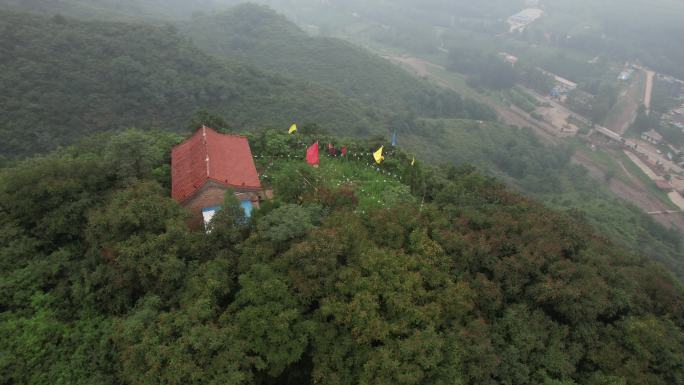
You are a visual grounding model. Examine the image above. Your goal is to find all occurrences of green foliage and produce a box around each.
[631,106,660,134]
[229,263,314,377]
[103,128,166,180]
[566,84,619,125]
[182,4,496,122]
[448,48,518,90]
[0,0,229,21]
[651,78,682,114]
[85,181,186,245]
[3,130,684,385]
[403,118,684,277]
[0,153,112,249]
[0,302,117,385]
[505,87,540,113]
[208,190,248,243]
[256,204,322,243]
[186,109,232,133]
[271,163,318,203]
[0,9,381,158]
[659,124,684,147]
[519,66,558,94]
[85,181,189,313]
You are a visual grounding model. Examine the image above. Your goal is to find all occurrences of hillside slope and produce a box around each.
[0,10,381,158]
[403,118,684,277]
[1,129,683,384]
[182,4,494,120]
[0,0,231,20]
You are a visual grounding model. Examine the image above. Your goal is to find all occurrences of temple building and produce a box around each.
[171,126,263,229]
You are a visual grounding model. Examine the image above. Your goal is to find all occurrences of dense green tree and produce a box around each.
[184,4,473,118]
[0,9,383,158]
[255,204,323,243]
[186,109,232,133]
[2,117,684,385]
[631,106,661,134]
[229,264,314,377]
[84,181,189,313]
[103,128,166,180]
[448,49,518,90]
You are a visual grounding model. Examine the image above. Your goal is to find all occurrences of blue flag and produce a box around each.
[391,131,397,147]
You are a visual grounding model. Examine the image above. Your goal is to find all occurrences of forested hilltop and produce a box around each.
[182,4,683,277]
[1,128,684,385]
[2,4,684,383]
[0,4,680,271]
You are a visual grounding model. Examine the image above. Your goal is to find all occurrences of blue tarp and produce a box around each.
[203,201,253,228]
[240,200,253,218]
[202,206,222,214]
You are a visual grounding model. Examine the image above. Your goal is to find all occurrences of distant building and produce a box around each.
[172,126,264,229]
[641,129,663,145]
[538,68,578,98]
[618,69,634,81]
[667,145,684,165]
[671,118,684,130]
[551,74,578,91]
[655,180,674,192]
[508,8,544,33]
[498,52,519,66]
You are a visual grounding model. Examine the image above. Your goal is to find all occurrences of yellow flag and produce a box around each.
[411,156,415,166]
[373,146,384,164]
[288,124,297,134]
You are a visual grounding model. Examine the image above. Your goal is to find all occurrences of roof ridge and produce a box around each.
[202,125,210,177]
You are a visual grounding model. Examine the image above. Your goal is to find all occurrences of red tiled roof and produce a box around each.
[172,126,261,203]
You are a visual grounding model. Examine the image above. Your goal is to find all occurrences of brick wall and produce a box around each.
[181,181,261,229]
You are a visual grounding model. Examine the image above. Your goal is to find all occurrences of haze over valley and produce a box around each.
[1,1,684,384]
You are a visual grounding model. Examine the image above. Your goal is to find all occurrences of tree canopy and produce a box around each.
[0,10,383,157]
[1,129,683,385]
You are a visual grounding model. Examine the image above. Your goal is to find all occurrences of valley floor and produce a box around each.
[380,50,684,233]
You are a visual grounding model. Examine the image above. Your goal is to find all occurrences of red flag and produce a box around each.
[341,147,347,157]
[306,141,320,166]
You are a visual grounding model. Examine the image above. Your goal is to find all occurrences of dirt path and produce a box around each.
[604,72,644,134]
[668,192,684,211]
[618,159,640,184]
[624,151,663,181]
[644,70,655,114]
[382,55,443,78]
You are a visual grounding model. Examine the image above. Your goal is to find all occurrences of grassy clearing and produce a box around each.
[421,64,487,101]
[503,87,539,113]
[569,139,627,180]
[259,157,413,211]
